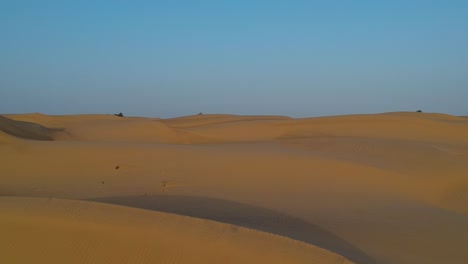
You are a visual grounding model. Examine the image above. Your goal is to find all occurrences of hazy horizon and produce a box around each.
[1,1,467,118]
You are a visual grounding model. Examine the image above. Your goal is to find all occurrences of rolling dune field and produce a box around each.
[1,112,467,264]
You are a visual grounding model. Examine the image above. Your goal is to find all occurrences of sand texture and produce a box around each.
[1,112,468,264]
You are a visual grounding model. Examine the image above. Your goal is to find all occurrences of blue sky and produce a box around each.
[1,1,467,117]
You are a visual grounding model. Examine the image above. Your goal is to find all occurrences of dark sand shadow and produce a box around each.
[0,115,64,141]
[90,195,375,264]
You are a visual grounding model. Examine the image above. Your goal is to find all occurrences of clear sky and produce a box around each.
[1,1,467,117]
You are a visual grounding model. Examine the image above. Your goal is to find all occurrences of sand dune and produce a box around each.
[162,114,292,128]
[0,196,352,264]
[5,112,467,144]
[0,130,19,143]
[1,112,467,264]
[60,119,198,144]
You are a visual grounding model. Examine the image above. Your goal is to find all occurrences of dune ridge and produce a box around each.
[0,196,354,264]
[0,131,18,143]
[6,112,467,144]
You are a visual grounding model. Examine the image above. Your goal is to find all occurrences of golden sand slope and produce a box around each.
[0,196,353,264]
[0,131,17,143]
[1,112,468,264]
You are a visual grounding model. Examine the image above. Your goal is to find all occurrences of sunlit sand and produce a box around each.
[1,112,467,264]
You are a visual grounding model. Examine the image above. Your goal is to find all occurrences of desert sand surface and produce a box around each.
[1,112,468,264]
[0,196,350,264]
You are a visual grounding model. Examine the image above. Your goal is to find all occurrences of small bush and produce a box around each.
[114,112,124,117]
[416,110,422,113]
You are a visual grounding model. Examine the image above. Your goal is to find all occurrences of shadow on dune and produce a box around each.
[90,195,375,264]
[0,115,64,141]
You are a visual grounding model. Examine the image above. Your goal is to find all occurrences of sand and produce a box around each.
[0,196,351,264]
[1,112,467,264]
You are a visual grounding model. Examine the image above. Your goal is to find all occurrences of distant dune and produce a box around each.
[1,112,467,264]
